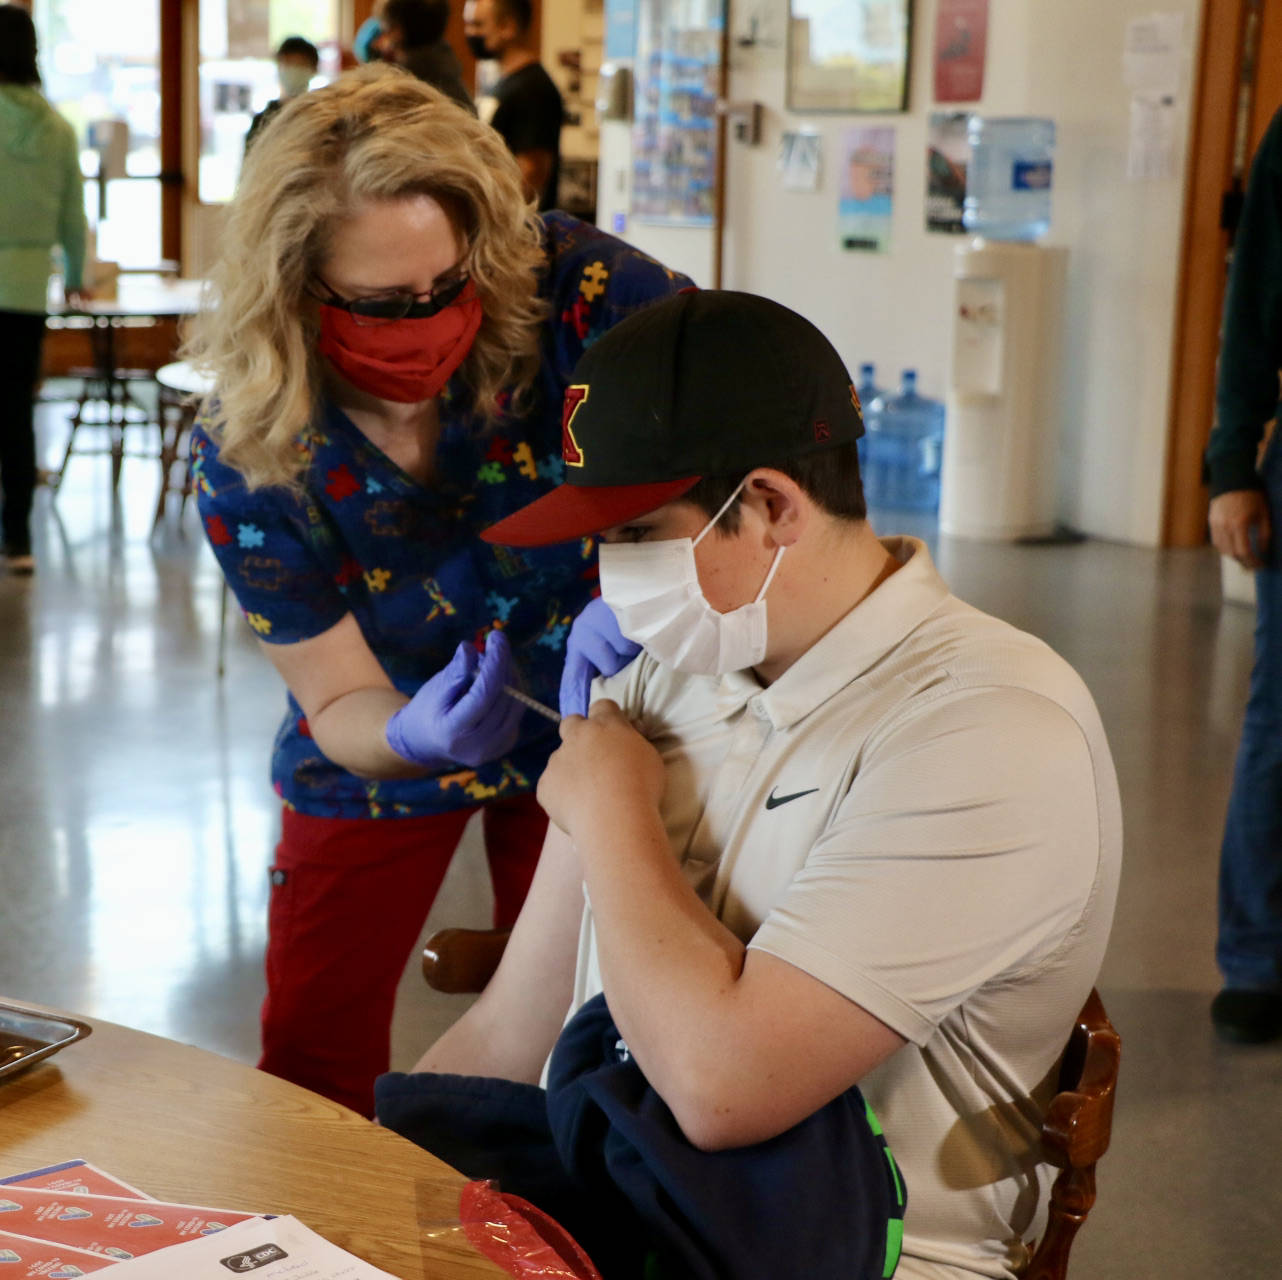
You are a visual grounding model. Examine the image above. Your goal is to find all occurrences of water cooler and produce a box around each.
[939,239,1069,540]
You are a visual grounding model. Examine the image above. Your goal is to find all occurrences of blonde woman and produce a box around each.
[186,64,689,1117]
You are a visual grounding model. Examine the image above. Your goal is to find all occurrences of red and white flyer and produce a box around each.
[0,1162,152,1201]
[0,1185,261,1260]
[0,1227,116,1275]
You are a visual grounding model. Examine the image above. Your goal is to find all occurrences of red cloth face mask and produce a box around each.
[317,281,483,403]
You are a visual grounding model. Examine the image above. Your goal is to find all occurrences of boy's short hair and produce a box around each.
[277,36,320,67]
[683,443,867,534]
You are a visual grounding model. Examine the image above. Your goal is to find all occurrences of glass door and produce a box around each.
[198,0,341,205]
[33,0,164,269]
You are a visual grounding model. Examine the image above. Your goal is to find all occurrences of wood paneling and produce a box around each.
[1162,0,1249,546]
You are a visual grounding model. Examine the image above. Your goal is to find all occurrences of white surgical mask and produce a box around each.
[279,65,313,98]
[598,480,785,676]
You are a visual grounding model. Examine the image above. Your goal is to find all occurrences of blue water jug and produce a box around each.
[863,370,945,512]
[962,116,1055,242]
[855,362,886,471]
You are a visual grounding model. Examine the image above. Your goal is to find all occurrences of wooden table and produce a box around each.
[49,276,207,493]
[0,1001,504,1279]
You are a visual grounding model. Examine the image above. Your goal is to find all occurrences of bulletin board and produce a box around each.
[630,0,724,225]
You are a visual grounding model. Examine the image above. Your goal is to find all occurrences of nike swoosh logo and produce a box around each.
[765,786,820,810]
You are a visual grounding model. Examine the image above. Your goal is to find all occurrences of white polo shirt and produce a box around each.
[574,537,1122,1280]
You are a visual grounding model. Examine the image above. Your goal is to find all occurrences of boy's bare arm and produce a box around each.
[414,823,584,1083]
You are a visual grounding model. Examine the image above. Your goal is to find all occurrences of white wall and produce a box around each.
[608,0,1204,545]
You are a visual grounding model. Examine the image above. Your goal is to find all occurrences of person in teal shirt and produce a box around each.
[0,3,88,575]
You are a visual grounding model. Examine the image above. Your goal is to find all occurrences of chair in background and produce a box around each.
[153,360,214,532]
[422,935,1120,1280]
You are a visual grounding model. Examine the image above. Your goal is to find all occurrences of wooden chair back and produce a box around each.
[1023,988,1121,1280]
[421,927,511,994]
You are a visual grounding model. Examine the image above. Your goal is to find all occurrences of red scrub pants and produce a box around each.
[257,793,547,1117]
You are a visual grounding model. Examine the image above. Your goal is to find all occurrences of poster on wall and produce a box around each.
[933,0,988,102]
[604,0,638,61]
[788,0,912,113]
[926,112,969,232]
[779,128,823,191]
[839,126,895,251]
[630,0,722,225]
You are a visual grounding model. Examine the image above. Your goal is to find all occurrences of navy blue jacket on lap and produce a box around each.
[376,994,906,1279]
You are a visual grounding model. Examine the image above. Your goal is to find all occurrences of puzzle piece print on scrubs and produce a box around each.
[334,555,363,588]
[477,461,505,485]
[486,592,519,623]
[237,522,265,549]
[579,261,609,302]
[246,612,273,636]
[500,760,531,791]
[562,295,591,342]
[512,441,537,480]
[364,498,416,538]
[486,436,515,467]
[488,545,529,580]
[363,567,392,593]
[366,476,383,494]
[537,453,565,483]
[205,515,233,547]
[325,464,361,501]
[537,607,573,651]
[424,578,456,623]
[437,769,479,792]
[463,776,500,801]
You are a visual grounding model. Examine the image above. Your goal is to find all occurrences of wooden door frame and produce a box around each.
[1162,0,1250,547]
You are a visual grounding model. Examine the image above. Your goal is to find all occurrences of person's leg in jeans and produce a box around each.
[259,805,477,1116]
[482,791,549,929]
[0,309,47,561]
[1216,437,1282,1038]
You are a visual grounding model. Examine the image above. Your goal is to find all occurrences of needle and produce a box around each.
[502,684,562,724]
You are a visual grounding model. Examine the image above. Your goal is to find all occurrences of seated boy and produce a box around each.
[379,291,1122,1279]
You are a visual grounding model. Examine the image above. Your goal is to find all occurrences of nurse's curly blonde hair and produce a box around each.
[183,64,546,489]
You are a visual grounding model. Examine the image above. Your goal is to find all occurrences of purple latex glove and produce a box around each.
[558,595,642,718]
[386,630,525,767]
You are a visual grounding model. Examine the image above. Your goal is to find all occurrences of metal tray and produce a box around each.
[0,1002,92,1081]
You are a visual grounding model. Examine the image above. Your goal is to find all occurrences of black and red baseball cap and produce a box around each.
[482,289,865,547]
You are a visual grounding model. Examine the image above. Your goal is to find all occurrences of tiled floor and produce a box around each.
[2,390,1279,1276]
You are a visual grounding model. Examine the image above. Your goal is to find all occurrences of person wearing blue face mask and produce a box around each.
[388,290,1124,1280]
[245,36,320,154]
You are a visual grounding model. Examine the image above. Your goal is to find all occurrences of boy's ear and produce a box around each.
[744,469,808,547]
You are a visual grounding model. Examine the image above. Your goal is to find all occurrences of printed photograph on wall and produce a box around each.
[788,0,913,113]
[631,0,722,225]
[933,0,988,102]
[839,125,895,251]
[926,111,969,232]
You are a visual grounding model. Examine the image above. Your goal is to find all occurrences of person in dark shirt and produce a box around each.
[464,0,562,209]
[245,36,319,153]
[381,0,474,112]
[1205,103,1282,1046]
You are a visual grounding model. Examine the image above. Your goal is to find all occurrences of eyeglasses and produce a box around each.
[312,272,470,327]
